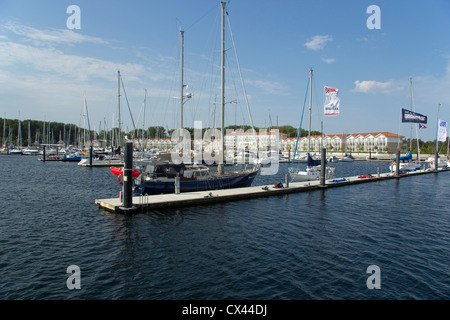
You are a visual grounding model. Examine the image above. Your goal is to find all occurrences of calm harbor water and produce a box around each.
[0,155,449,300]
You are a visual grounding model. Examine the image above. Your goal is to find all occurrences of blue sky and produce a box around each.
[1,0,449,141]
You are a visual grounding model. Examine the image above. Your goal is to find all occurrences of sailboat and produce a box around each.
[390,78,422,173]
[288,68,335,182]
[129,2,259,195]
[79,80,123,166]
[389,151,422,173]
[9,119,23,155]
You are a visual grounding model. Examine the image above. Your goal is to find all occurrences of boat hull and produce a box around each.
[134,169,259,195]
[289,167,335,182]
[390,161,421,173]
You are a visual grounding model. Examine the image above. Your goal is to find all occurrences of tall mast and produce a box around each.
[218,1,226,174]
[308,68,313,155]
[410,77,413,153]
[180,30,185,133]
[118,70,121,148]
[435,103,441,157]
[143,88,147,150]
[2,116,6,148]
[411,77,420,160]
[28,121,31,147]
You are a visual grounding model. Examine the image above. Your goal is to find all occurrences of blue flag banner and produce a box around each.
[438,120,448,142]
[401,108,427,124]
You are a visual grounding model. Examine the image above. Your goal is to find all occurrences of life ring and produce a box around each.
[117,174,123,185]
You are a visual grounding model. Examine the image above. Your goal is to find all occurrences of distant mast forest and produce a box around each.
[1,118,317,148]
[1,117,448,154]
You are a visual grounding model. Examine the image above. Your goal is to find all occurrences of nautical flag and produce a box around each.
[401,108,427,124]
[438,120,448,142]
[419,124,427,129]
[324,87,340,116]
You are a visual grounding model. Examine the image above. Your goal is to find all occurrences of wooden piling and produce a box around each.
[119,141,136,212]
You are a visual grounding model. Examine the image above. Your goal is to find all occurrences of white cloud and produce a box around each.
[0,41,145,82]
[352,80,402,94]
[0,22,179,127]
[246,79,289,95]
[322,58,335,64]
[3,22,108,46]
[305,35,333,51]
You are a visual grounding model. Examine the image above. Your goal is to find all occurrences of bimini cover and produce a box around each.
[393,151,412,162]
[307,154,321,167]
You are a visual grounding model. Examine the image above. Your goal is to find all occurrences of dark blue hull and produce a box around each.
[134,170,259,195]
[62,156,83,162]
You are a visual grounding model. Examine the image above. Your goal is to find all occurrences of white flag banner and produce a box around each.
[324,87,340,116]
[438,120,448,142]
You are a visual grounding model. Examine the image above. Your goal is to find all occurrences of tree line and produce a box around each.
[401,138,449,155]
[0,118,170,147]
[9,118,445,153]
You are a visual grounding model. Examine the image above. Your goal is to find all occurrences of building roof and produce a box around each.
[225,130,288,137]
[282,132,404,140]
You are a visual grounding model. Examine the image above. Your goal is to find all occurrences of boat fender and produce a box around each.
[117,174,124,185]
[273,182,284,188]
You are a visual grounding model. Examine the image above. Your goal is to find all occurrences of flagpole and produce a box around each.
[434,103,441,171]
[322,85,325,152]
[447,121,450,160]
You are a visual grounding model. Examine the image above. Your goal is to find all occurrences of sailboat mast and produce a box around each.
[218,1,226,174]
[2,117,5,148]
[143,88,147,150]
[118,70,121,148]
[411,77,420,160]
[435,103,441,157]
[409,77,412,153]
[308,68,313,154]
[180,30,184,133]
[28,121,31,147]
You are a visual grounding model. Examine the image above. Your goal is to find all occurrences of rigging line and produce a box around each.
[184,4,217,32]
[226,11,258,151]
[396,108,402,150]
[120,76,143,151]
[84,95,92,143]
[311,74,322,132]
[291,77,310,168]
[410,78,420,159]
[225,53,240,126]
[163,33,182,132]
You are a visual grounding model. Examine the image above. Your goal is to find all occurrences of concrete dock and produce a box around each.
[79,161,124,167]
[95,167,449,213]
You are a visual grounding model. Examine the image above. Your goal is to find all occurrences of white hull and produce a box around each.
[390,161,421,173]
[8,149,23,155]
[426,157,448,169]
[78,158,123,166]
[289,166,335,182]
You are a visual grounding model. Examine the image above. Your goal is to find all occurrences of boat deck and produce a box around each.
[79,161,124,167]
[95,167,450,213]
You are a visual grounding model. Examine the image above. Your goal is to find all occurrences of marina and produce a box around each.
[96,164,450,213]
[1,1,449,304]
